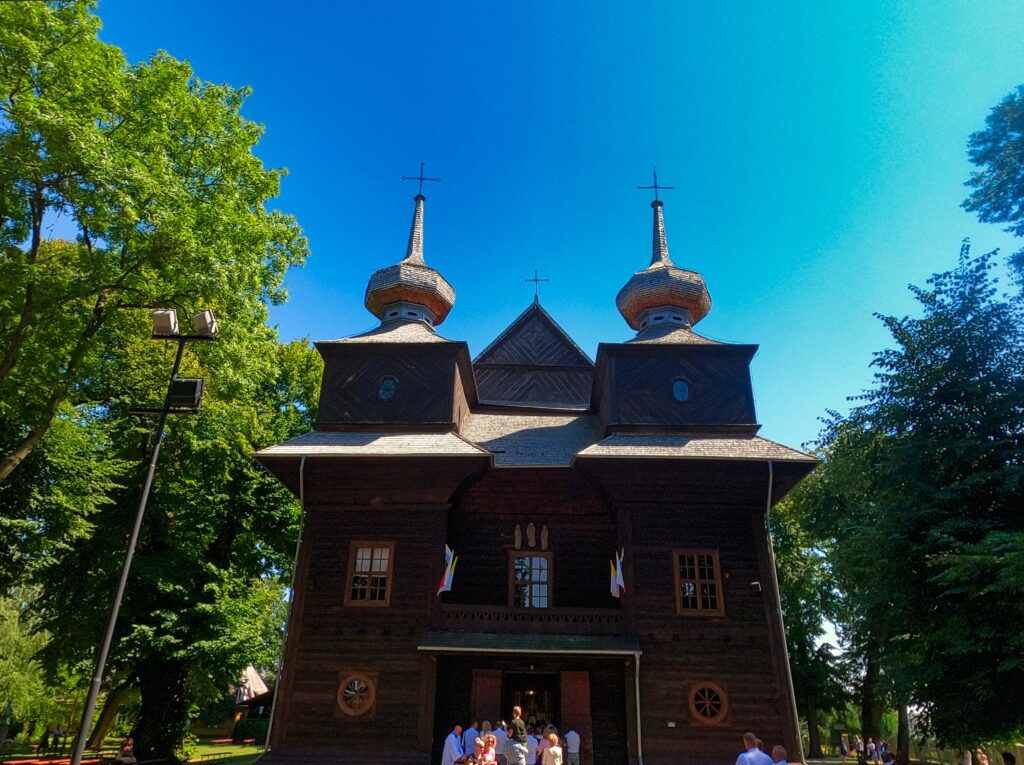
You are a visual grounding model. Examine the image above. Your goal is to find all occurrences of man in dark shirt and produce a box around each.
[507,705,529,765]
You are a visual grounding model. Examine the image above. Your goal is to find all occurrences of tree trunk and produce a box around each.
[87,687,130,749]
[860,643,883,740]
[807,695,823,758]
[896,704,910,765]
[132,658,189,764]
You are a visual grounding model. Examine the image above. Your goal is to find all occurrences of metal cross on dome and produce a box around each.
[636,168,675,201]
[401,162,441,195]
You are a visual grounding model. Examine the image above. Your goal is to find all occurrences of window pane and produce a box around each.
[701,583,718,610]
[680,554,696,580]
[369,574,388,601]
[697,555,715,580]
[680,580,697,609]
[372,548,389,573]
[355,548,371,572]
[350,574,368,601]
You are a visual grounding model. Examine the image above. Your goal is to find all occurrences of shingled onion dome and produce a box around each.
[615,200,712,332]
[364,194,456,326]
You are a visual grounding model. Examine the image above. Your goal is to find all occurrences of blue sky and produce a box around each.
[96,0,1024,449]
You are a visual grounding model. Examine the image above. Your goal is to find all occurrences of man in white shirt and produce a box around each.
[441,724,464,765]
[494,721,509,765]
[463,721,479,755]
[563,728,581,765]
[526,729,539,765]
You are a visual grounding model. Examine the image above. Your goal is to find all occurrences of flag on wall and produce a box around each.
[610,548,626,598]
[437,544,458,595]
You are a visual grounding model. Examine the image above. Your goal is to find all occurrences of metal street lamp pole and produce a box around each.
[70,309,215,765]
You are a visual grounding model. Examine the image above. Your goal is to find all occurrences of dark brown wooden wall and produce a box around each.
[274,506,444,756]
[445,469,619,609]
[596,346,757,428]
[316,345,459,426]
[583,460,795,765]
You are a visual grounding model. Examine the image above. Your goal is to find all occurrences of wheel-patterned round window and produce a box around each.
[337,673,376,716]
[689,682,728,724]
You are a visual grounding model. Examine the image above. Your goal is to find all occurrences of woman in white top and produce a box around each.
[541,733,562,765]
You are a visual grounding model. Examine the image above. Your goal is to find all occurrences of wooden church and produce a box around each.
[255,186,817,765]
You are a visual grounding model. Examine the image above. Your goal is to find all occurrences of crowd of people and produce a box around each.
[441,705,581,765]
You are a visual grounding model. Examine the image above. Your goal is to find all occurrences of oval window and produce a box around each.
[689,682,728,724]
[337,673,376,716]
[672,378,689,402]
[378,376,397,401]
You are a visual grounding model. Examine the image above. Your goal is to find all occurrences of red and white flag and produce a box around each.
[610,548,626,598]
[437,544,458,596]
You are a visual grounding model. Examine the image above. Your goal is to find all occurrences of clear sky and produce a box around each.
[95,0,1024,449]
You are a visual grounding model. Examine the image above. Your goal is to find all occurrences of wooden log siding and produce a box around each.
[445,468,619,610]
[272,506,446,758]
[581,459,795,765]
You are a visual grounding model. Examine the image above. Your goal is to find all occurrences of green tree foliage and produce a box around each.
[0,3,320,761]
[800,244,1024,747]
[0,0,307,481]
[964,84,1024,273]
[771,493,850,757]
[0,588,63,727]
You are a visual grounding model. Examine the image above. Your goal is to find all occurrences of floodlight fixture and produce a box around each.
[168,378,205,411]
[152,309,179,336]
[192,309,218,338]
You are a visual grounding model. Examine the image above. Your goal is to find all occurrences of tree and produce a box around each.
[32,336,322,762]
[0,0,307,482]
[802,244,1024,747]
[772,491,851,757]
[964,84,1024,275]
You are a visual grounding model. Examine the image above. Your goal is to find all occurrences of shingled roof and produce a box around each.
[574,433,817,463]
[255,430,490,458]
[461,411,604,467]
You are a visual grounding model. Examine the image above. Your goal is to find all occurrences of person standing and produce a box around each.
[507,706,529,765]
[526,727,539,765]
[563,728,580,765]
[541,733,563,765]
[494,721,509,765]
[442,724,464,765]
[464,722,480,755]
[772,745,796,765]
[736,732,773,765]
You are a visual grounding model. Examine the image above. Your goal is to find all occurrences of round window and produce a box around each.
[337,673,376,716]
[378,376,398,401]
[689,682,728,724]
[672,378,689,402]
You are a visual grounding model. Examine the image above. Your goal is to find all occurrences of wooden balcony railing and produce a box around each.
[439,604,624,635]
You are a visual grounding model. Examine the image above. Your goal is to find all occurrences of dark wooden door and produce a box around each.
[561,670,593,765]
[471,669,502,725]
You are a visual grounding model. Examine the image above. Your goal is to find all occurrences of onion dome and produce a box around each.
[364,194,455,326]
[615,200,712,332]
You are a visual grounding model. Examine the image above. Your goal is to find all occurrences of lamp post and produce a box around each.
[70,310,218,765]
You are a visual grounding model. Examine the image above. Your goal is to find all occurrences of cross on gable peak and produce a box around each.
[525,269,550,303]
[636,167,675,202]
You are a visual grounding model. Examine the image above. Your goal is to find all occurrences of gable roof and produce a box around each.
[472,301,594,408]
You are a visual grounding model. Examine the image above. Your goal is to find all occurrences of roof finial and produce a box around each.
[401,161,441,196]
[635,167,674,202]
[525,269,549,304]
[403,194,426,264]
[649,198,672,267]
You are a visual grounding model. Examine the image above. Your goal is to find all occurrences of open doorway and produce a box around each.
[503,672,560,730]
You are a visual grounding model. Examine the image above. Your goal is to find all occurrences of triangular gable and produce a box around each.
[474,301,593,367]
[473,302,594,409]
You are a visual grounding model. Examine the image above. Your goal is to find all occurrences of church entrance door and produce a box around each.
[503,672,560,730]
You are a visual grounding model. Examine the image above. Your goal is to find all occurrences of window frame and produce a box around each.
[344,541,395,608]
[507,550,553,609]
[673,548,725,616]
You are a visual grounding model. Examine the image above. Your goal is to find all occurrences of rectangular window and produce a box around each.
[674,549,724,616]
[345,542,394,607]
[509,552,551,608]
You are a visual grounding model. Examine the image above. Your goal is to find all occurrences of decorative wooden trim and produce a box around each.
[344,541,395,608]
[688,681,729,725]
[672,548,725,617]
[507,550,553,608]
[336,671,378,717]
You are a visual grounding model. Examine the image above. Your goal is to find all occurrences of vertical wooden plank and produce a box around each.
[623,658,639,765]
[418,655,437,751]
[471,669,503,725]
[560,671,593,765]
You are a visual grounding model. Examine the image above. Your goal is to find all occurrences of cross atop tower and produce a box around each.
[401,162,441,195]
[636,168,675,202]
[525,269,549,303]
